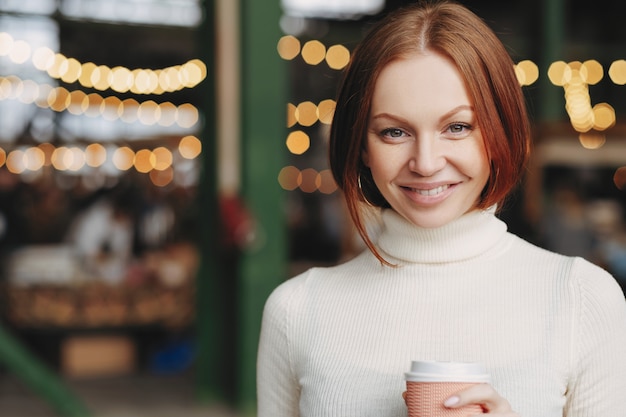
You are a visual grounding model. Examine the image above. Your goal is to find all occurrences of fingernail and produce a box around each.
[443,396,460,407]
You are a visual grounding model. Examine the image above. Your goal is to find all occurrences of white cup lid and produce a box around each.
[405,360,490,382]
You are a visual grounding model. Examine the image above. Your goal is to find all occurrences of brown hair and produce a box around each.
[329,0,531,264]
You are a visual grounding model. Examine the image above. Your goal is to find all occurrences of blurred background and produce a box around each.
[1,0,625,416]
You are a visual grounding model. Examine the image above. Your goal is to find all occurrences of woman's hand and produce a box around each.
[443,383,520,416]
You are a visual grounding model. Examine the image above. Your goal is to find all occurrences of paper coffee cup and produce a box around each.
[404,361,490,417]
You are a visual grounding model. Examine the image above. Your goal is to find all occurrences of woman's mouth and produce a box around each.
[412,184,450,196]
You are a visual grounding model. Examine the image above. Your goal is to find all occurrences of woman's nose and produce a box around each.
[408,137,445,176]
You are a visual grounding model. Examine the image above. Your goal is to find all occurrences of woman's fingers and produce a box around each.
[444,383,520,416]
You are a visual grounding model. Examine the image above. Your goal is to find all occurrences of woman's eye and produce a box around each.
[381,128,405,138]
[447,123,471,135]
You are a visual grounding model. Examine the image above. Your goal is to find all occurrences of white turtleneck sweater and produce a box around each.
[257,208,626,417]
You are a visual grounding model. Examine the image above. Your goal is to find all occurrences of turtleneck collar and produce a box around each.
[375,207,508,264]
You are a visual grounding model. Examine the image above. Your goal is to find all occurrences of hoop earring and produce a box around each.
[358,174,375,207]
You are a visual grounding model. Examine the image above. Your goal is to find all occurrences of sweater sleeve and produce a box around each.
[564,257,626,416]
[257,276,303,417]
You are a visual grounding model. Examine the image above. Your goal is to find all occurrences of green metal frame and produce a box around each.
[194,0,286,414]
[540,0,566,122]
[0,324,90,416]
[237,0,287,413]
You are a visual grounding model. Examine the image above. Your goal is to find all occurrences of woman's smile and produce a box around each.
[400,182,456,205]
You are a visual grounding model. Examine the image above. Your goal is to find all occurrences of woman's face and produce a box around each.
[363,52,490,228]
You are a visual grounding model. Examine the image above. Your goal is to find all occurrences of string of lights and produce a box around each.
[0,30,205,188]
[0,32,206,94]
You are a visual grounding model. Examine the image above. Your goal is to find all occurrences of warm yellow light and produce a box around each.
[287,103,297,128]
[286,131,310,155]
[299,168,319,193]
[157,102,177,127]
[579,131,606,149]
[150,166,174,187]
[2,33,205,94]
[592,103,615,131]
[134,149,156,173]
[112,147,135,171]
[92,65,112,91]
[295,101,318,126]
[325,44,350,70]
[547,61,571,86]
[85,143,107,167]
[179,135,202,159]
[51,147,70,171]
[138,100,160,125]
[0,77,12,99]
[83,93,103,117]
[79,62,97,88]
[120,98,139,123]
[277,165,301,191]
[9,40,30,64]
[563,66,594,133]
[176,103,199,128]
[301,40,326,66]
[47,87,70,112]
[187,59,206,82]
[0,148,6,167]
[515,60,539,86]
[164,67,181,91]
[61,57,82,84]
[177,64,191,88]
[146,71,160,93]
[6,150,25,174]
[132,69,149,94]
[66,90,86,115]
[152,147,173,171]
[317,169,338,194]
[277,35,301,60]
[317,99,335,125]
[66,147,85,171]
[32,46,55,71]
[111,66,133,93]
[614,167,626,191]
[23,147,45,171]
[569,113,594,133]
[609,60,626,85]
[1,76,20,100]
[101,96,122,121]
[174,67,186,90]
[38,143,54,166]
[46,53,65,79]
[580,60,603,85]
[157,69,172,91]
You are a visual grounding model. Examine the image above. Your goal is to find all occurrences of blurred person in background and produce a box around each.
[257,1,626,416]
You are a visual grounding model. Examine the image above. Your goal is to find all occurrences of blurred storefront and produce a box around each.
[0,1,209,415]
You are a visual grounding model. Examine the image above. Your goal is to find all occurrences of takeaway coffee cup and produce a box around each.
[404,361,490,417]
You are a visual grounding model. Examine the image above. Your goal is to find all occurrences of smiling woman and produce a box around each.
[257,2,626,417]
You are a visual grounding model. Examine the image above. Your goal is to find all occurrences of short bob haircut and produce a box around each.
[329,0,531,264]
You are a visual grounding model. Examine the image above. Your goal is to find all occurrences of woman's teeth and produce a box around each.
[414,184,449,196]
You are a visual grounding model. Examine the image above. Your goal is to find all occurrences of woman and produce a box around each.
[257,1,626,416]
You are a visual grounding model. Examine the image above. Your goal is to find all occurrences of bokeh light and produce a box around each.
[614,167,626,191]
[179,135,202,159]
[286,131,310,155]
[301,40,326,65]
